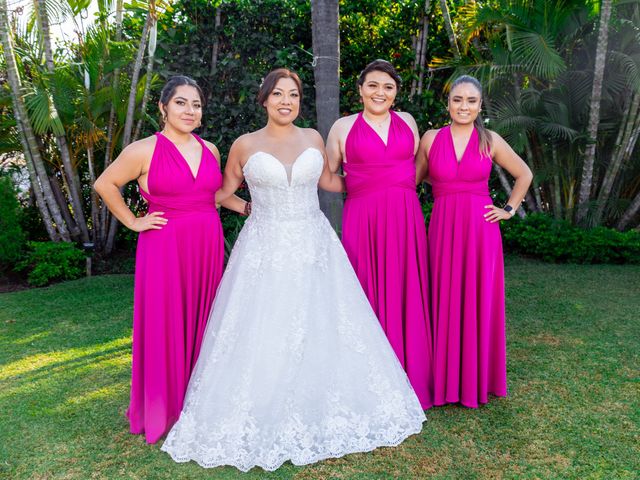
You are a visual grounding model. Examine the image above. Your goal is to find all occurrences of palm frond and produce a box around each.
[23,85,65,136]
[510,30,566,80]
[607,51,640,92]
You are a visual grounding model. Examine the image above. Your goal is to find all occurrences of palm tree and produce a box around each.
[0,0,70,241]
[98,0,123,247]
[439,0,460,58]
[410,0,432,98]
[33,0,90,242]
[449,0,640,227]
[593,10,640,225]
[576,0,613,224]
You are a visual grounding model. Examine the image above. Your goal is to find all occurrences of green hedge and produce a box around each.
[501,213,640,264]
[0,176,26,269]
[16,241,86,286]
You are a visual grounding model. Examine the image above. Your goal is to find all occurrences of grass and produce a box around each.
[1,259,638,479]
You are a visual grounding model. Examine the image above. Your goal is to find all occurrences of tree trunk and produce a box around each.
[493,164,525,218]
[524,142,543,211]
[439,0,460,58]
[21,136,59,241]
[87,146,101,247]
[34,0,90,242]
[210,8,221,77]
[594,92,640,224]
[99,0,124,249]
[411,0,431,98]
[551,144,563,219]
[0,0,70,241]
[49,173,78,234]
[576,0,613,224]
[106,11,152,253]
[133,59,154,142]
[201,7,222,139]
[134,18,157,141]
[121,12,151,149]
[617,189,640,231]
[311,0,343,230]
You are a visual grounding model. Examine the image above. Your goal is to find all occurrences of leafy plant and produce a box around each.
[501,213,640,264]
[15,241,86,286]
[0,175,25,269]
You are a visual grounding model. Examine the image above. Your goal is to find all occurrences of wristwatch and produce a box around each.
[503,205,515,216]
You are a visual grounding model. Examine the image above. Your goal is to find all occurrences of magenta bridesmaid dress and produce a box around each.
[127,132,224,443]
[428,126,507,408]
[342,111,433,409]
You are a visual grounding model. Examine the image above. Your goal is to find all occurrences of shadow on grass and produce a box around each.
[1,341,130,387]
[1,269,639,479]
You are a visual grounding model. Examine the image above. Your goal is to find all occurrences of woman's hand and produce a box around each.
[129,212,168,231]
[483,205,513,223]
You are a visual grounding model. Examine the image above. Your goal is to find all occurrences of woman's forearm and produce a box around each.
[506,171,533,209]
[94,180,136,229]
[319,172,346,193]
[220,194,249,214]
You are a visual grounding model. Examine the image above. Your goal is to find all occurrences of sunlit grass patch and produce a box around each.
[1,265,639,479]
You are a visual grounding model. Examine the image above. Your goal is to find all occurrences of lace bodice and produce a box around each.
[242,147,323,222]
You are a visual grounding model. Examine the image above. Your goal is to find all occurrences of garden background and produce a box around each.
[0,0,638,478]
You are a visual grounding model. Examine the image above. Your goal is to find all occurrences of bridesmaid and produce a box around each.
[416,75,533,408]
[95,76,247,443]
[326,59,433,409]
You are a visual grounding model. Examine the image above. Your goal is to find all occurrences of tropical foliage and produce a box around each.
[0,0,639,265]
[435,0,640,228]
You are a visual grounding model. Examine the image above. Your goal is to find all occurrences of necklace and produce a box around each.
[363,112,390,128]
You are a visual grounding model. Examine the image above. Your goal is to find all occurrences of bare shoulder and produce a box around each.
[420,128,441,143]
[301,127,324,148]
[395,110,417,125]
[229,132,256,156]
[330,114,358,135]
[396,111,419,134]
[118,135,157,163]
[487,130,508,153]
[419,128,441,153]
[488,129,505,143]
[202,139,220,160]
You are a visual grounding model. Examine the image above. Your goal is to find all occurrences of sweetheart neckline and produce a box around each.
[243,147,322,187]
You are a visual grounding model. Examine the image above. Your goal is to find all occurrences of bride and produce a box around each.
[161,68,426,471]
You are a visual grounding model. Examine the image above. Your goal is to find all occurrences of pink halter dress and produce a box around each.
[428,125,507,408]
[342,111,433,409]
[128,132,224,443]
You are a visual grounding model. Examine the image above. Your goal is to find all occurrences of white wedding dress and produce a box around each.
[161,147,426,471]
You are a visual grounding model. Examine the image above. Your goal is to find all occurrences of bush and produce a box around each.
[16,241,86,286]
[501,213,640,264]
[0,176,26,269]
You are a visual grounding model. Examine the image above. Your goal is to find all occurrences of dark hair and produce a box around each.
[357,59,401,89]
[449,75,492,156]
[159,75,205,109]
[257,68,303,107]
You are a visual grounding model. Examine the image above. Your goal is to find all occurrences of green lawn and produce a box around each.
[1,260,638,479]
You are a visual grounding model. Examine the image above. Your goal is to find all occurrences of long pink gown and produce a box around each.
[428,126,507,408]
[128,132,224,443]
[342,111,433,409]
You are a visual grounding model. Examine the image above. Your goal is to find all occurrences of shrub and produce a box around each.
[501,213,640,264]
[0,176,26,269]
[16,241,86,286]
